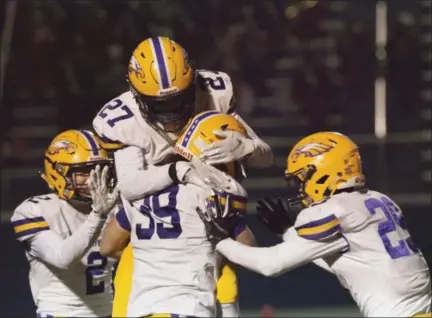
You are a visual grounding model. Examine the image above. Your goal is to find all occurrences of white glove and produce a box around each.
[175,161,235,194]
[87,165,119,217]
[199,130,255,165]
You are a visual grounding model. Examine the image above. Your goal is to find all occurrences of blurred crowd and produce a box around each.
[1,0,423,144]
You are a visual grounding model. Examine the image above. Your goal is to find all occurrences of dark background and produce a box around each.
[0,0,430,316]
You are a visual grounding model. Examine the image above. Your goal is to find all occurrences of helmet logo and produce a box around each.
[158,87,179,96]
[47,141,77,155]
[129,55,145,80]
[291,142,334,161]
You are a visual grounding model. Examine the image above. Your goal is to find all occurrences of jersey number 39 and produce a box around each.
[136,185,182,240]
[365,197,418,259]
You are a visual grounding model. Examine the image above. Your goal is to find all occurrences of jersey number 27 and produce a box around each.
[365,197,418,259]
[136,185,183,240]
[98,98,134,127]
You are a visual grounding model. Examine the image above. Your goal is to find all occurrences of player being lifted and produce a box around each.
[203,132,432,317]
[92,36,271,316]
[100,112,256,317]
[11,130,120,317]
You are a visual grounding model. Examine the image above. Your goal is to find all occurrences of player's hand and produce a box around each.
[256,197,305,235]
[174,161,234,194]
[200,130,255,165]
[88,165,120,217]
[199,193,240,244]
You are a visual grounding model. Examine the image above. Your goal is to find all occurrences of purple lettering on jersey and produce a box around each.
[364,197,418,259]
[98,98,134,127]
[136,185,183,240]
[85,251,108,295]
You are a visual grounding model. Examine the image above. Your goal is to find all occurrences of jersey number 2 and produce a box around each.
[202,70,226,90]
[98,98,133,127]
[365,197,418,259]
[85,251,108,295]
[136,185,182,240]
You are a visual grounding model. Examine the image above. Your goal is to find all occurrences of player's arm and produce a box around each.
[11,202,108,269]
[199,112,273,168]
[11,166,118,269]
[198,71,273,168]
[114,147,212,201]
[312,258,336,274]
[216,225,347,277]
[93,105,186,201]
[231,113,273,168]
[113,146,180,201]
[100,207,131,259]
[213,205,348,277]
[235,225,257,247]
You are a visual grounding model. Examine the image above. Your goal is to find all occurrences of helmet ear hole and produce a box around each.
[316,175,329,184]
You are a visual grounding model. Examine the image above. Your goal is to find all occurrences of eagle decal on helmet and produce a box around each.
[47,140,77,155]
[291,142,335,162]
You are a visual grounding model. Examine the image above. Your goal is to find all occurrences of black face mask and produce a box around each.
[133,84,196,133]
[66,160,115,204]
[284,165,317,203]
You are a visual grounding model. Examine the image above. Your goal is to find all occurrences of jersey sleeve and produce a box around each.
[115,207,131,232]
[231,113,273,168]
[92,92,144,150]
[196,70,234,114]
[294,205,342,241]
[11,200,50,242]
[114,146,174,201]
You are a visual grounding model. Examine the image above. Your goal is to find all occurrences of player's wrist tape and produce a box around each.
[169,162,181,183]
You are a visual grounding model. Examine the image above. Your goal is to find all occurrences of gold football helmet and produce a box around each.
[40,130,112,202]
[175,111,248,180]
[127,36,195,132]
[285,132,365,205]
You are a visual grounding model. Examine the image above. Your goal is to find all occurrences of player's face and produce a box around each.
[284,167,315,206]
[137,84,196,133]
[71,171,91,198]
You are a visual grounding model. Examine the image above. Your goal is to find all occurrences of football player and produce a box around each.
[203,132,432,317]
[11,130,119,317]
[92,36,272,317]
[99,112,256,317]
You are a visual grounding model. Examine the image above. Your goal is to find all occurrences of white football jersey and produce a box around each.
[92,69,234,165]
[117,178,247,317]
[11,194,116,317]
[295,190,431,317]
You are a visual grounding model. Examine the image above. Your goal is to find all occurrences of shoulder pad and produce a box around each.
[11,195,55,241]
[294,205,341,241]
[93,91,146,148]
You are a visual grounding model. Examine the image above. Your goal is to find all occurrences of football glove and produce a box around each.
[199,193,241,245]
[88,165,119,217]
[199,130,255,165]
[170,161,234,194]
[256,197,305,235]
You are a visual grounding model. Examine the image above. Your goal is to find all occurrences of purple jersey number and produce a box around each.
[201,70,226,91]
[136,185,183,240]
[364,197,418,259]
[98,98,133,127]
[85,251,108,295]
